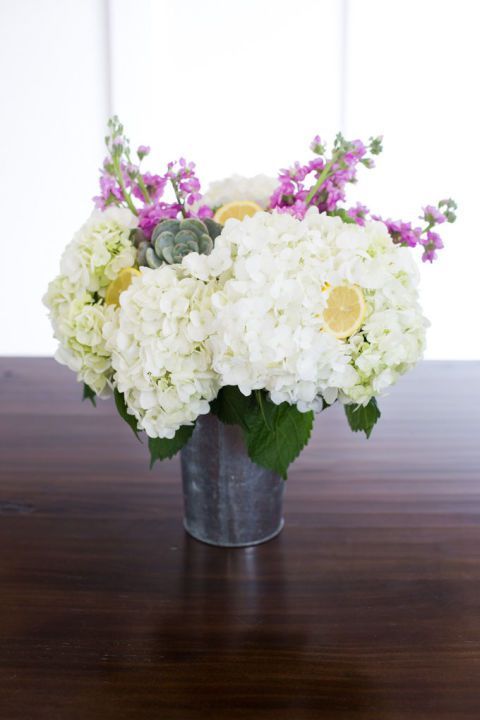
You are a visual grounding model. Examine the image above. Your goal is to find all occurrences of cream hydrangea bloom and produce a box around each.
[202,174,277,210]
[59,207,137,295]
[43,276,116,395]
[103,266,221,438]
[43,208,138,395]
[184,208,427,410]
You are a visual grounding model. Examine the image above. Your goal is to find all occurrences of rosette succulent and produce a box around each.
[139,218,222,268]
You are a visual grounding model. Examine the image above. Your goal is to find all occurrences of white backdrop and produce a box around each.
[0,0,478,358]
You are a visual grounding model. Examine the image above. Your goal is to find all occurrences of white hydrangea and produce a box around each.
[43,276,116,395]
[184,208,427,410]
[104,266,221,438]
[59,207,137,296]
[202,174,277,210]
[43,208,138,395]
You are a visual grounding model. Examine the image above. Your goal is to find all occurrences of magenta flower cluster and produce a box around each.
[371,199,456,262]
[166,159,213,218]
[93,117,211,238]
[93,117,456,262]
[269,133,456,262]
[270,134,382,220]
[269,156,325,219]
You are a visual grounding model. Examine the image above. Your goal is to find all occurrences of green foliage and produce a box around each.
[114,388,141,441]
[210,386,255,429]
[369,135,383,155]
[82,383,96,406]
[211,387,314,479]
[328,208,357,224]
[148,424,195,468]
[344,397,381,438]
[245,394,314,480]
[140,217,219,268]
[113,387,195,465]
[438,198,458,223]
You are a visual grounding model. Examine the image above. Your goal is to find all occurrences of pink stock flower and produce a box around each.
[93,173,124,210]
[270,135,374,218]
[95,118,455,264]
[137,145,150,159]
[138,202,181,238]
[166,158,211,214]
[420,230,444,263]
[377,218,423,248]
[422,205,446,225]
[347,203,369,226]
[194,204,214,219]
[132,173,167,202]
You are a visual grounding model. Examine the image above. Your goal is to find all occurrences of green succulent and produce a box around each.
[140,217,222,268]
[129,228,150,267]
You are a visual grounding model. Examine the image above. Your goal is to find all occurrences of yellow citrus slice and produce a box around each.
[323,285,366,339]
[213,200,263,224]
[105,267,141,308]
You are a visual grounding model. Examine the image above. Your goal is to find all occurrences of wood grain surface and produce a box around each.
[0,358,479,719]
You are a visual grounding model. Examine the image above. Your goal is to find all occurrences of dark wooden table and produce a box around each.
[1,359,480,719]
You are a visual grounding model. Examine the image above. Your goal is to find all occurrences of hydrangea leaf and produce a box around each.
[244,394,314,480]
[148,424,195,468]
[210,386,256,430]
[114,388,141,441]
[344,397,381,438]
[82,383,96,406]
[212,388,314,478]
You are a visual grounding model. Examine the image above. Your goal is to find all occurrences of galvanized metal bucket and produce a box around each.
[180,414,285,547]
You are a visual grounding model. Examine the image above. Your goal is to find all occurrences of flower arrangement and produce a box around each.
[44,117,456,478]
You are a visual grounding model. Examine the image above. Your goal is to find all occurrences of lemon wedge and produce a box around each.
[213,200,263,224]
[323,285,365,339]
[105,267,141,308]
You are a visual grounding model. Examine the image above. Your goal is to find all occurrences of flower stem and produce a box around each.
[112,155,138,215]
[137,175,152,204]
[170,177,187,218]
[305,160,333,205]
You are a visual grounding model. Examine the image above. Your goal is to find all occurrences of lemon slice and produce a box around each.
[213,200,263,224]
[323,285,366,339]
[105,267,141,308]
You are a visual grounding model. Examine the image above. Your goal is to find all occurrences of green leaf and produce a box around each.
[244,395,314,480]
[114,388,141,440]
[210,386,256,430]
[148,424,195,468]
[212,388,314,478]
[82,383,96,406]
[344,398,381,438]
[328,208,357,224]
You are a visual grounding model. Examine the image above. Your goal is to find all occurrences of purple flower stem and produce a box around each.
[112,153,137,215]
[304,159,333,205]
[136,174,152,204]
[170,177,188,218]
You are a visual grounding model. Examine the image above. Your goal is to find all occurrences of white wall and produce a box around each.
[0,0,109,355]
[0,0,478,358]
[110,0,344,184]
[344,0,480,360]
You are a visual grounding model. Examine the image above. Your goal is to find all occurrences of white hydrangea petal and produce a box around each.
[43,209,138,395]
[107,265,221,439]
[202,208,427,411]
[202,174,277,210]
